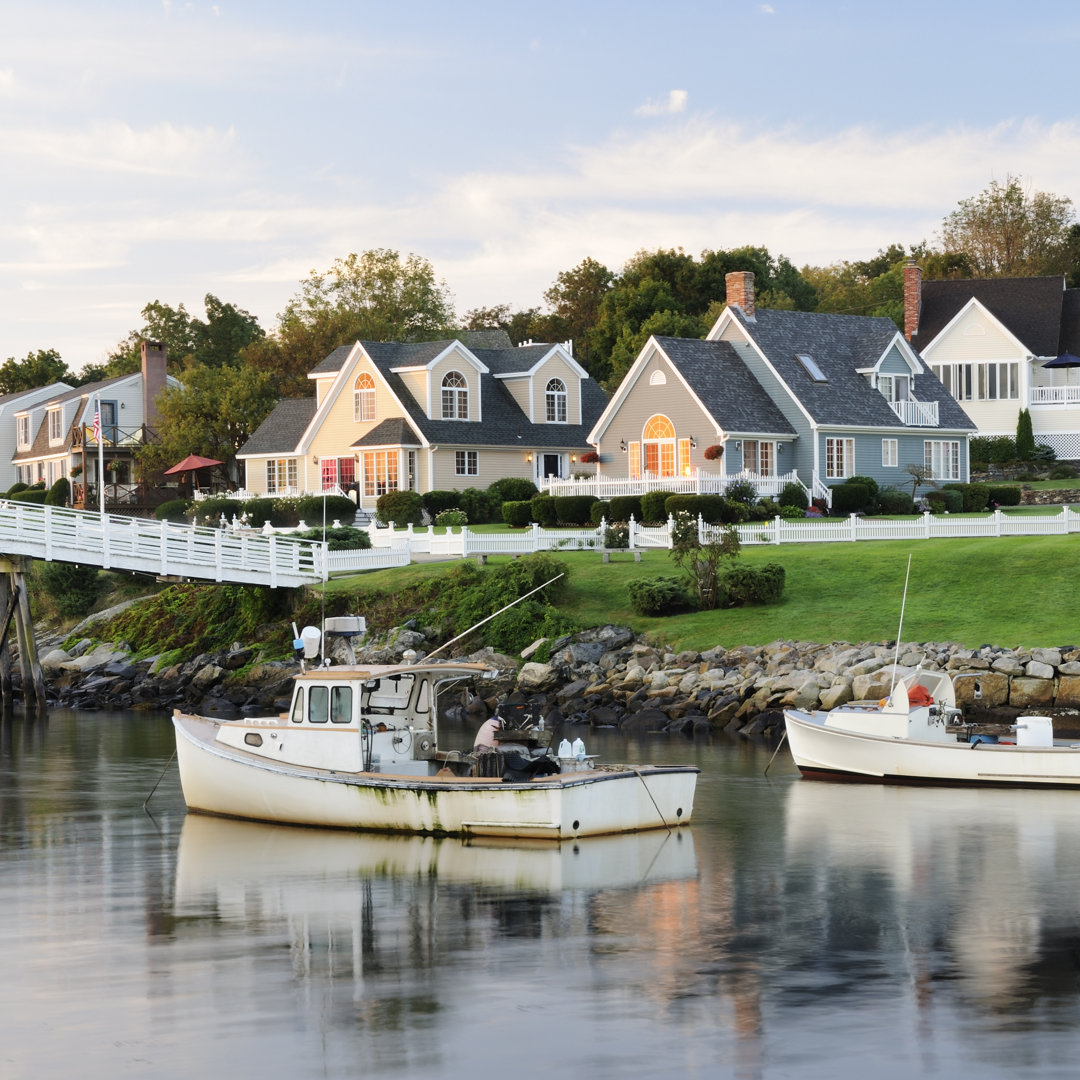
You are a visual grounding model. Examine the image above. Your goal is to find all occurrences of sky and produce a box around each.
[4,0,1080,370]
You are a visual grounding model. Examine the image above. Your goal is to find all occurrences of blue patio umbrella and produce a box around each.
[1043,351,1080,389]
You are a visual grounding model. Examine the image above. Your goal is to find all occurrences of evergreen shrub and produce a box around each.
[640,490,675,522]
[830,483,868,515]
[39,562,101,616]
[553,495,595,525]
[502,500,533,527]
[607,495,642,522]
[154,499,190,523]
[376,489,424,526]
[530,493,556,527]
[627,576,691,617]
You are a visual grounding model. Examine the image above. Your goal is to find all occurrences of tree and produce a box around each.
[542,257,615,375]
[668,510,742,610]
[940,175,1075,277]
[0,348,74,394]
[1016,408,1036,460]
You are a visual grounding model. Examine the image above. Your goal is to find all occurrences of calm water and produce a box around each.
[3,710,1080,1079]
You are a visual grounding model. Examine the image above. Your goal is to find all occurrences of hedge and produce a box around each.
[155,498,191,523]
[377,489,424,526]
[640,490,675,523]
[530,493,556,527]
[627,576,691,617]
[722,563,786,606]
[986,484,1022,507]
[487,477,538,503]
[502,500,533,528]
[607,494,643,522]
[553,495,595,525]
[296,494,357,525]
[941,482,989,512]
[830,483,869,515]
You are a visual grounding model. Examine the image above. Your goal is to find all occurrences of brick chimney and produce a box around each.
[141,340,167,431]
[903,261,922,341]
[725,271,755,318]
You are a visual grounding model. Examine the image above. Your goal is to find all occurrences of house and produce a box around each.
[236,332,608,508]
[903,264,1080,461]
[586,272,975,503]
[12,341,178,508]
[0,383,74,491]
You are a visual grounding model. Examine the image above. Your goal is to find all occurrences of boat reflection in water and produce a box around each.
[783,781,1080,1017]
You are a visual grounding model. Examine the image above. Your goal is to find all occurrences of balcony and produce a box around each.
[889,398,939,426]
[1030,386,1080,407]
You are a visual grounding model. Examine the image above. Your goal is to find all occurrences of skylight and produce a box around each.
[796,353,827,382]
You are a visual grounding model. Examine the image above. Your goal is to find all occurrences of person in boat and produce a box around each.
[473,716,502,750]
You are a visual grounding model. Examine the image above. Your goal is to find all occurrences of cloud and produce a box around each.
[635,90,688,118]
[761,4,775,13]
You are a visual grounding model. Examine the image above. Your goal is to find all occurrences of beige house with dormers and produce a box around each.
[236,332,608,508]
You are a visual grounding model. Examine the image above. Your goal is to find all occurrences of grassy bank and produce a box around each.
[326,535,1080,653]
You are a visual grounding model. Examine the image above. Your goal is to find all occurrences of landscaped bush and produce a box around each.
[747,498,777,521]
[607,495,643,522]
[434,509,468,527]
[291,526,371,549]
[240,497,277,527]
[45,477,70,506]
[530,493,556,527]
[1049,465,1079,480]
[6,482,28,497]
[844,475,879,513]
[640,490,675,522]
[986,484,1022,507]
[971,434,1016,465]
[1032,443,1057,464]
[725,479,758,506]
[604,522,629,548]
[10,488,48,504]
[190,496,244,526]
[722,563,786,606]
[664,494,705,519]
[486,477,538,504]
[457,487,496,524]
[553,495,595,525]
[779,481,809,510]
[627,575,692,617]
[877,486,916,514]
[830,483,869,515]
[154,498,191,523]
[927,489,963,513]
[589,500,608,525]
[502,500,533,528]
[422,490,461,516]
[941,482,989,512]
[39,561,101,616]
[376,489,424,526]
[296,494,357,525]
[779,504,807,519]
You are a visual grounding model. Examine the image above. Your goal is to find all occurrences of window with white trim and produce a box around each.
[545,378,567,422]
[882,438,898,467]
[266,457,298,493]
[932,362,1018,401]
[354,373,376,422]
[455,450,478,476]
[825,437,855,479]
[362,451,398,497]
[924,439,960,480]
[16,415,29,449]
[441,371,468,419]
[643,414,676,477]
[48,409,63,443]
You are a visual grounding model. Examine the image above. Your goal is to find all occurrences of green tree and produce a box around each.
[1016,408,1036,460]
[669,510,742,610]
[0,348,74,394]
[542,256,615,376]
[941,175,1075,277]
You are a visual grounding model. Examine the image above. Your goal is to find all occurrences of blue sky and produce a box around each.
[4,0,1080,368]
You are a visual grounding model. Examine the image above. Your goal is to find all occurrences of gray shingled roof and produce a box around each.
[731,308,974,430]
[651,337,796,435]
[238,397,317,455]
[913,276,1066,356]
[351,417,420,447]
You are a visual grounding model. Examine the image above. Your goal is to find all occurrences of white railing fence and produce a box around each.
[541,470,807,502]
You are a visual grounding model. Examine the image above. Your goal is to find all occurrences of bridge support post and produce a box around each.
[0,557,47,712]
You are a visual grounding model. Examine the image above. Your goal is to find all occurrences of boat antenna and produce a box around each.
[425,573,564,660]
[889,554,913,698]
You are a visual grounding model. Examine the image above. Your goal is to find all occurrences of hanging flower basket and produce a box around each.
[580,451,600,464]
[704,444,724,461]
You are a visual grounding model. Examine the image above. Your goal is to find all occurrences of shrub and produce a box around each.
[45,477,70,506]
[434,508,468,527]
[665,494,704,519]
[553,495,595,525]
[779,481,809,510]
[971,434,1016,465]
[589,500,608,525]
[604,523,629,548]
[722,563,786,606]
[1049,465,1079,480]
[421,490,461,516]
[779,503,807,520]
[39,561,101,617]
[1016,408,1035,460]
[941,482,989,512]
[986,484,1022,507]
[190,496,244,526]
[502,500,533,528]
[877,486,916,515]
[458,487,496,524]
[7,482,28,496]
[748,499,777,521]
[927,489,963,513]
[376,489,424,526]
[154,498,191,523]
[830,483,869,515]
[607,495,643,522]
[10,488,48,504]
[296,494,357,525]
[725,479,758,506]
[627,576,692,617]
[640,490,675,523]
[1032,443,1057,464]
[486,476,538,504]
[240,497,277,528]
[291,526,371,549]
[530,493,556,527]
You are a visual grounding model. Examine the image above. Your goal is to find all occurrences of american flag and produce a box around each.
[92,409,101,442]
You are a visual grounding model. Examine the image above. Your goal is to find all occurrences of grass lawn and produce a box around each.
[324,535,1080,654]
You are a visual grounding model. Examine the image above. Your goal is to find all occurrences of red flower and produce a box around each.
[580,451,600,463]
[703,444,724,460]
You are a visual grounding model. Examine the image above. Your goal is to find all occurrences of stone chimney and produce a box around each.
[725,271,755,318]
[141,340,167,430]
[903,261,922,341]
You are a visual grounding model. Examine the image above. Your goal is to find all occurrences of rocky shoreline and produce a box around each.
[32,618,1080,741]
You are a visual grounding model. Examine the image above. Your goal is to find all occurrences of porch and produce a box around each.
[541,469,812,503]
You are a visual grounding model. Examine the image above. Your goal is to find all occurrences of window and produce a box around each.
[48,409,63,443]
[743,440,775,476]
[266,457,298,493]
[797,353,827,382]
[362,451,398,497]
[649,370,667,385]
[321,458,355,491]
[545,378,567,422]
[629,441,641,479]
[308,685,329,724]
[678,437,691,476]
[455,450,478,476]
[925,439,960,481]
[932,362,1017,401]
[330,685,352,724]
[16,415,29,449]
[441,371,468,419]
[643,414,676,477]
[825,437,855,479]
[877,375,910,402]
[354,373,376,422]
[882,438,898,468]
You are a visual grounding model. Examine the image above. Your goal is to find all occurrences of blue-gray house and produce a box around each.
[586,271,975,505]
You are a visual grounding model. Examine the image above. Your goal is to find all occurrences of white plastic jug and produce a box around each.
[557,739,572,758]
[571,737,586,759]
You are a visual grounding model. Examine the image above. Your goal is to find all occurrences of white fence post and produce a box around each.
[628,514,636,550]
[667,513,675,549]
[923,511,932,539]
[995,507,1003,537]
[774,515,782,545]
[849,513,858,541]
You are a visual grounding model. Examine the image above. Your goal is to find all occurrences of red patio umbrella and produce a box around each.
[164,454,224,491]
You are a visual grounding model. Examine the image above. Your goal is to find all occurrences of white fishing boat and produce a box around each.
[172,619,698,838]
[783,666,1080,787]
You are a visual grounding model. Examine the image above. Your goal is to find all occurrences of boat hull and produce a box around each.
[174,713,697,838]
[785,708,1080,788]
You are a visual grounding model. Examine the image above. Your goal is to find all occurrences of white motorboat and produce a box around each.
[172,622,698,838]
[783,666,1080,787]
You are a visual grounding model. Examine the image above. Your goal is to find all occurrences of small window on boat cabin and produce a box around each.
[331,685,352,724]
[308,685,329,724]
[796,353,827,382]
[291,687,304,723]
[366,674,415,711]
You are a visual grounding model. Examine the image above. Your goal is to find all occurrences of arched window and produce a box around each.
[441,370,468,419]
[354,372,376,422]
[545,377,567,422]
[643,414,676,477]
